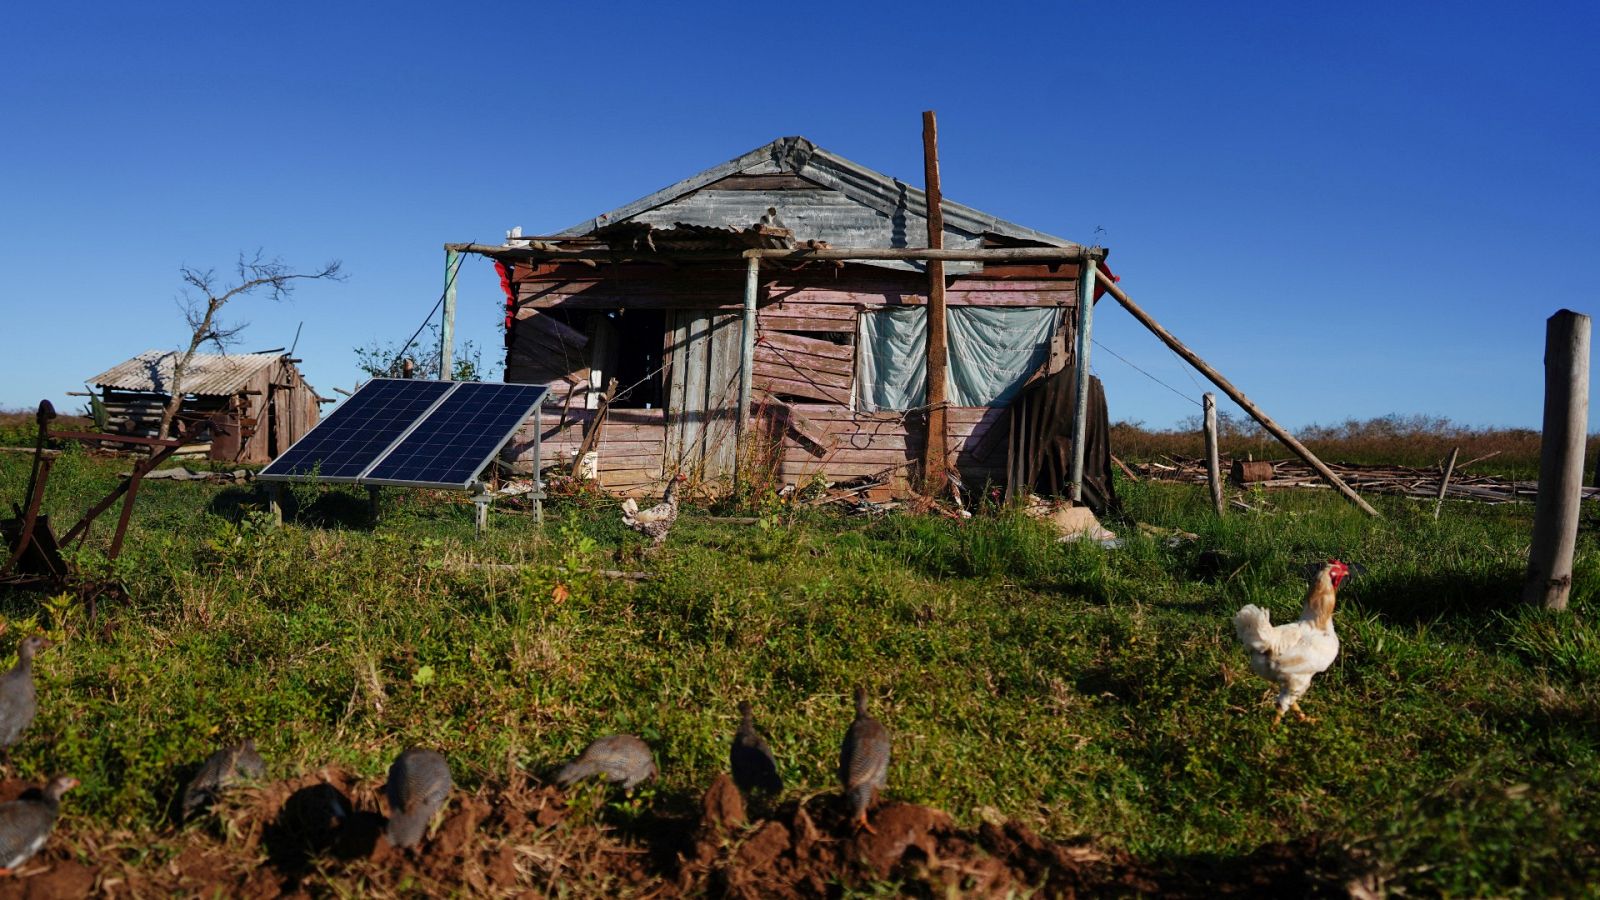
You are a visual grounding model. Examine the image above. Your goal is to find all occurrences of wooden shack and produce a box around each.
[461,136,1116,504]
[87,350,324,464]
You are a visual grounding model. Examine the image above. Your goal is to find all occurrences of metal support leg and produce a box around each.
[265,483,283,528]
[368,486,382,524]
[471,486,491,535]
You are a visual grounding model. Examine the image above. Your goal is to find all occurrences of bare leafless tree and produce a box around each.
[158,252,344,439]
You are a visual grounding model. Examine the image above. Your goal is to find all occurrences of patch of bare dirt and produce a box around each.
[0,772,1368,897]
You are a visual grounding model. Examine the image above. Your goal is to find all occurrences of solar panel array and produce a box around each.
[259,379,547,490]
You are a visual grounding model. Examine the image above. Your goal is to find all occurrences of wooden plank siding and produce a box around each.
[773,405,1008,487]
[502,259,1077,495]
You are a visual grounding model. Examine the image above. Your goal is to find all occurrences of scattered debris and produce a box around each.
[141,467,251,484]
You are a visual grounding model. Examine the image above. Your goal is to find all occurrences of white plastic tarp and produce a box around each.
[856,306,1060,411]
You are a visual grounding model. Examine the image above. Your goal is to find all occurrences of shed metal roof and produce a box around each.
[89,351,287,396]
[557,136,1080,272]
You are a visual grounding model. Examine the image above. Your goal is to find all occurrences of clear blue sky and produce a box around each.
[4,2,1596,431]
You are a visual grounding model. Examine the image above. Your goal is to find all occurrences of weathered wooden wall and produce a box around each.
[98,359,320,465]
[505,408,668,496]
[775,404,1009,492]
[502,258,1078,495]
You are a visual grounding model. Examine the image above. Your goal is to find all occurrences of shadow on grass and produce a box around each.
[1346,569,1524,630]
[208,486,377,531]
[1147,835,1377,898]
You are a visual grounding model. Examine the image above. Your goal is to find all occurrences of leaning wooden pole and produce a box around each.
[1433,446,1459,520]
[1523,309,1591,610]
[921,110,950,495]
[1095,271,1380,517]
[1203,392,1224,517]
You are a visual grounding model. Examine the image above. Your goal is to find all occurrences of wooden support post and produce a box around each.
[1433,447,1459,520]
[441,247,460,381]
[1069,258,1098,503]
[1203,392,1224,517]
[1095,270,1380,517]
[572,377,618,477]
[736,255,759,490]
[921,110,950,495]
[1523,309,1591,610]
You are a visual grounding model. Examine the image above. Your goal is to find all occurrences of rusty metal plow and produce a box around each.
[3,400,196,620]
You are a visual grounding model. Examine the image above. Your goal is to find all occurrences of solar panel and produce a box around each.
[363,382,548,489]
[259,379,454,482]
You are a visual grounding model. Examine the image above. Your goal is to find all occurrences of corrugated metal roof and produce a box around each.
[557,136,1081,269]
[89,351,285,396]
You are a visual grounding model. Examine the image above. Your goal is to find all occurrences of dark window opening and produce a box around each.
[604,309,666,409]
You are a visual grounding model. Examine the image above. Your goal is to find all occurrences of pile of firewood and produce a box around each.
[1131,455,1600,504]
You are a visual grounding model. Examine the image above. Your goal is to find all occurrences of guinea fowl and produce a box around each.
[0,776,76,874]
[730,701,781,798]
[620,473,687,548]
[1234,559,1350,726]
[556,735,657,790]
[838,686,890,835]
[0,637,50,752]
[181,739,266,820]
[384,747,453,849]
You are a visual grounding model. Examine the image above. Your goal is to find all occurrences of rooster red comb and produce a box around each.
[1327,559,1350,586]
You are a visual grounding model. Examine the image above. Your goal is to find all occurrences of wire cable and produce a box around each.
[388,253,465,374]
[1091,338,1202,406]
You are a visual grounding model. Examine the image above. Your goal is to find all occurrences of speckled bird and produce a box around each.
[838,686,890,834]
[0,637,50,752]
[0,776,76,873]
[556,735,657,790]
[181,739,266,820]
[384,748,453,849]
[730,701,781,798]
[620,473,686,548]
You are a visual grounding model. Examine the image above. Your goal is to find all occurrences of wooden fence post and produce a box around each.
[1203,393,1224,517]
[1523,309,1590,610]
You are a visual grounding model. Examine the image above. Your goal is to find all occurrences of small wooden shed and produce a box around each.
[459,136,1116,505]
[87,350,324,464]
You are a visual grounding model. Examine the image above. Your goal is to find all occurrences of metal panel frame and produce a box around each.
[362,384,548,490]
[259,380,548,491]
[257,378,458,484]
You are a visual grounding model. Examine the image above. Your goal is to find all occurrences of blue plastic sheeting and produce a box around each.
[856,306,1060,411]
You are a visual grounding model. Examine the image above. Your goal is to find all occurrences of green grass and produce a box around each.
[2,447,1598,895]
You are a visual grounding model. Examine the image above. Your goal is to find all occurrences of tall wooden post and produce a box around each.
[921,110,950,495]
[1203,392,1224,516]
[736,256,759,490]
[441,247,460,381]
[1523,309,1590,610]
[1068,258,1099,503]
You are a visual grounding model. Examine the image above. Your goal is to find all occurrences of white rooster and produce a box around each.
[1233,559,1351,726]
[621,473,686,549]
